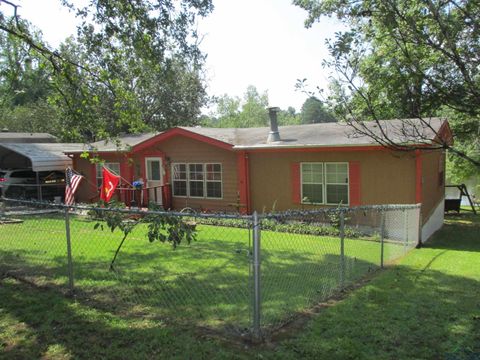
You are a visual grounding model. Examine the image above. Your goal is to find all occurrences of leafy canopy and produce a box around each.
[0,0,213,141]
[202,85,304,128]
[294,0,480,177]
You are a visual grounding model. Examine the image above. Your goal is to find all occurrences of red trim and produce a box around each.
[133,127,234,153]
[349,161,361,206]
[90,162,97,193]
[245,154,251,213]
[291,162,301,204]
[140,151,170,206]
[245,145,388,153]
[236,151,250,214]
[119,156,132,185]
[415,150,423,204]
[140,151,167,181]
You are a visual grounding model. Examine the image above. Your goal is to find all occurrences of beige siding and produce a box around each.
[248,150,417,212]
[73,136,443,220]
[134,136,238,212]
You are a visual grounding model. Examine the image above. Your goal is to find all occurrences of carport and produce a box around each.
[0,143,84,200]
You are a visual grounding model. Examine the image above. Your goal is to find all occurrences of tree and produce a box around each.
[238,86,269,127]
[294,0,480,174]
[206,86,268,128]
[0,0,213,141]
[0,19,60,134]
[0,20,51,108]
[0,102,60,134]
[278,106,301,126]
[300,96,336,124]
[204,86,302,128]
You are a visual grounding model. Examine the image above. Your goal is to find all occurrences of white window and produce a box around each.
[205,163,222,199]
[171,163,222,199]
[96,162,120,188]
[172,163,187,196]
[301,163,324,204]
[301,162,349,205]
[189,163,205,198]
[325,163,349,205]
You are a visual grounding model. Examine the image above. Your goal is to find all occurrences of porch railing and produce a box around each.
[115,184,172,209]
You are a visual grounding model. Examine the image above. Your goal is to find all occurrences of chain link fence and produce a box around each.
[0,198,420,340]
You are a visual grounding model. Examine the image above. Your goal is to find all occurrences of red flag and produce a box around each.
[100,166,120,202]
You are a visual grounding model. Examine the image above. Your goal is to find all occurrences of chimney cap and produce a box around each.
[268,106,280,112]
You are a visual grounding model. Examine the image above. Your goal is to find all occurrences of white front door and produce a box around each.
[145,157,163,205]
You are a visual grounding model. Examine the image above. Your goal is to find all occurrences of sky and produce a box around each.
[8,0,345,112]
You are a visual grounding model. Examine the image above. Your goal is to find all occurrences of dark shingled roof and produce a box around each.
[182,117,447,148]
[68,118,447,153]
[72,132,161,153]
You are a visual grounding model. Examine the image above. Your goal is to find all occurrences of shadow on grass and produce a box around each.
[0,277,234,360]
[425,213,480,252]
[0,235,382,337]
[270,263,480,359]
[1,257,479,359]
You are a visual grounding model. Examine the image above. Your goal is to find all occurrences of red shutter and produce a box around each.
[349,161,361,206]
[291,162,301,204]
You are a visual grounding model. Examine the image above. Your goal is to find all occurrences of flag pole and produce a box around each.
[102,165,133,187]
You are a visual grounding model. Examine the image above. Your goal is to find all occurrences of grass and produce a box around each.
[259,212,480,359]
[0,213,404,334]
[1,212,478,359]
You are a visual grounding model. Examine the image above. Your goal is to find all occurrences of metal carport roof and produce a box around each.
[0,143,84,172]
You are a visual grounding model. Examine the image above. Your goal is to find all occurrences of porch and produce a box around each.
[113,184,172,209]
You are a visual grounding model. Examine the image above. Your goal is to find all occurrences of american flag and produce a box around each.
[65,167,83,206]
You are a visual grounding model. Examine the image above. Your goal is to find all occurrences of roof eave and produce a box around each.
[233,143,384,150]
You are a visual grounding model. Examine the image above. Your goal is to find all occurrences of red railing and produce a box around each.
[115,184,172,209]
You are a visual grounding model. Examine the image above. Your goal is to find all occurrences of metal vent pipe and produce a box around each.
[267,107,281,143]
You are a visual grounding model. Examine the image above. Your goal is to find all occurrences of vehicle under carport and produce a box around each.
[0,143,85,200]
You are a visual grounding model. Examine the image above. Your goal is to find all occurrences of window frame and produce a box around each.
[96,162,120,189]
[205,163,223,199]
[188,163,205,199]
[300,162,324,205]
[324,162,349,205]
[171,162,223,200]
[300,162,349,206]
[171,163,188,197]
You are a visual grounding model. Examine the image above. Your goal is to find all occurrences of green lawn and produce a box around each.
[260,213,480,359]
[1,213,477,359]
[0,213,401,335]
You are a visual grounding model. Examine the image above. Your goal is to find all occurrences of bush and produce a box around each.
[191,216,361,238]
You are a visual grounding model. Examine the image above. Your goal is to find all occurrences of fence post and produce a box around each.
[380,210,385,269]
[64,207,75,294]
[339,211,345,289]
[0,197,5,218]
[404,208,409,253]
[252,211,262,341]
[417,208,423,248]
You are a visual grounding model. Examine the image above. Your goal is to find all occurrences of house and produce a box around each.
[66,113,452,241]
